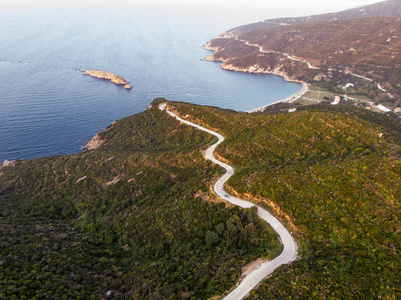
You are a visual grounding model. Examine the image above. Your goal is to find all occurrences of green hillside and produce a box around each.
[2,98,401,298]
[0,99,280,299]
[170,101,401,298]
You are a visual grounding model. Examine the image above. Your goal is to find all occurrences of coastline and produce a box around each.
[0,160,15,169]
[203,43,308,113]
[248,81,308,113]
[203,37,398,115]
[203,40,303,84]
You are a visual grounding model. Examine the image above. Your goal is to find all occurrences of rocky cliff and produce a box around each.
[83,132,105,151]
[0,160,15,169]
[82,69,132,89]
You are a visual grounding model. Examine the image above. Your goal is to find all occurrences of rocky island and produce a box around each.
[81,69,132,90]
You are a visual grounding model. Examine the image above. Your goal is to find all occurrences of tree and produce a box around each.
[205,231,219,246]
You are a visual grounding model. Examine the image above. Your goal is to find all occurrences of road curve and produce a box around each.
[235,36,382,84]
[236,37,319,70]
[159,103,298,300]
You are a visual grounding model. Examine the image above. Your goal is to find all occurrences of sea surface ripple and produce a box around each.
[0,8,301,161]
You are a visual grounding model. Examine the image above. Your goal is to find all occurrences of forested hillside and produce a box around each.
[0,99,281,299]
[171,101,401,298]
[2,98,401,298]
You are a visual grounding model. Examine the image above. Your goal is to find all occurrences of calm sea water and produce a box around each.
[0,7,301,162]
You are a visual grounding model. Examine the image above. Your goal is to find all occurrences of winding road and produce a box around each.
[159,103,298,299]
[235,36,388,92]
[236,37,319,70]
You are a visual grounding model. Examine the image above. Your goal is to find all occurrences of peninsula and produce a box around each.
[204,0,401,113]
[81,69,132,90]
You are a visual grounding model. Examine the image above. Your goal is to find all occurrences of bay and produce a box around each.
[0,7,301,161]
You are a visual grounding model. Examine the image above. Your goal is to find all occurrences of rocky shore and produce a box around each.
[203,40,309,112]
[83,133,105,151]
[203,42,304,85]
[0,160,15,169]
[81,69,132,90]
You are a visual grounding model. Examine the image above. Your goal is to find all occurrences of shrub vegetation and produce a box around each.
[0,99,280,299]
[172,101,401,298]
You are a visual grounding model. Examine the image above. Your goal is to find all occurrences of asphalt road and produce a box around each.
[159,103,298,299]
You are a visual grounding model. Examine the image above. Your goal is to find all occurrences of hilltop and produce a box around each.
[1,98,401,298]
[227,0,401,35]
[205,0,401,110]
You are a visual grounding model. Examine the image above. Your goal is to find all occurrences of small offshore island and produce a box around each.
[81,69,132,90]
[2,1,401,299]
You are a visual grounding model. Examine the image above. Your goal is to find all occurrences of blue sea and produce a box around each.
[0,7,301,162]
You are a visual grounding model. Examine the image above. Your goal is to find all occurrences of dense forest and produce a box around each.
[2,97,401,298]
[0,100,281,299]
[171,100,401,298]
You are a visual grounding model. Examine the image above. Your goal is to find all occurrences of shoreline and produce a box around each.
[203,44,308,113]
[247,81,308,113]
[204,37,398,114]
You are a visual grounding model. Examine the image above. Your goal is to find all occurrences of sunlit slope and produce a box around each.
[2,98,401,298]
[0,99,281,299]
[172,101,401,298]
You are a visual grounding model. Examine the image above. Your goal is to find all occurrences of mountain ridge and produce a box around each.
[226,0,401,36]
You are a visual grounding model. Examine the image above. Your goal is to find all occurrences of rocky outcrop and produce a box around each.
[83,133,105,151]
[313,73,329,82]
[202,54,219,62]
[203,41,221,53]
[202,41,225,62]
[220,62,301,84]
[0,160,15,169]
[82,69,132,89]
